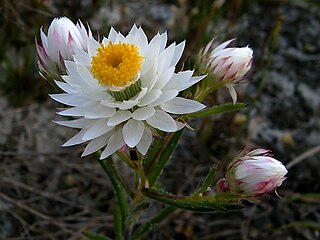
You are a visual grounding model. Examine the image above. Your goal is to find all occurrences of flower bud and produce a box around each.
[197,38,253,103]
[35,17,93,80]
[226,149,288,197]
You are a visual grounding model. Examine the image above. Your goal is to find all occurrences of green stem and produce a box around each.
[113,203,124,240]
[98,157,128,223]
[123,152,148,238]
[117,152,136,169]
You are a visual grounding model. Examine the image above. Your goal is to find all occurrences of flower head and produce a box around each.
[198,38,253,103]
[225,149,288,197]
[50,24,206,159]
[36,17,93,80]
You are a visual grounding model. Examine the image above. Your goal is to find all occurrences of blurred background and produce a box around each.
[0,0,319,239]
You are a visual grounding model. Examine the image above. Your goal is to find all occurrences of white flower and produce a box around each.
[226,149,288,197]
[51,25,206,159]
[198,38,253,103]
[36,17,93,80]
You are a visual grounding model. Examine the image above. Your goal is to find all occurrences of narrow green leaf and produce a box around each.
[82,231,113,240]
[143,188,243,212]
[194,166,216,195]
[185,103,247,118]
[147,130,184,187]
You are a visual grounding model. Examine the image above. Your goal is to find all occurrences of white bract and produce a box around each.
[36,17,93,80]
[226,149,288,197]
[51,24,206,159]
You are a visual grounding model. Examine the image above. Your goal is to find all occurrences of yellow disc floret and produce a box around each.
[90,42,143,89]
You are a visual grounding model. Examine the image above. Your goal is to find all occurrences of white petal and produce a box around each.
[153,66,175,90]
[165,74,206,92]
[159,31,168,53]
[74,49,91,66]
[148,34,161,59]
[77,64,103,90]
[102,36,110,45]
[61,75,80,90]
[50,93,90,106]
[133,87,148,101]
[58,106,84,117]
[55,81,77,94]
[122,119,145,148]
[84,104,116,119]
[163,70,194,91]
[132,27,148,55]
[82,132,112,157]
[82,119,114,140]
[141,58,157,87]
[107,110,132,126]
[136,127,153,155]
[65,61,86,86]
[138,89,162,107]
[128,24,138,36]
[87,38,100,58]
[160,97,206,114]
[53,118,92,129]
[62,129,88,146]
[157,43,175,74]
[146,110,177,132]
[132,106,155,120]
[115,32,126,43]
[118,100,140,110]
[170,41,185,67]
[107,27,118,42]
[100,129,125,159]
[149,90,178,107]
[181,75,206,91]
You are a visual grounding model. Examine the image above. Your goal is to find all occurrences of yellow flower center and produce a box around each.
[90,42,143,89]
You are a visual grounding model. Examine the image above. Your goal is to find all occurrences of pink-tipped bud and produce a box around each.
[226,149,288,197]
[198,38,253,103]
[199,38,253,84]
[35,17,93,80]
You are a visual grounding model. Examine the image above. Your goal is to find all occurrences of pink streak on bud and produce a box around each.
[216,178,230,193]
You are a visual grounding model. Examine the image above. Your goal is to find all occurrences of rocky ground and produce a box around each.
[0,0,319,239]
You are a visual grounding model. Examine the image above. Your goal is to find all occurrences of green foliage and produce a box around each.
[143,188,244,212]
[186,103,247,118]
